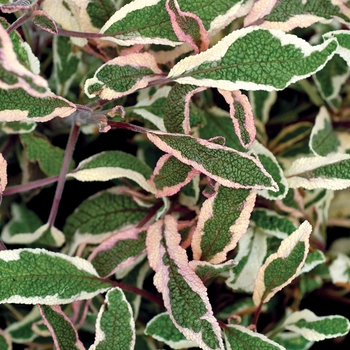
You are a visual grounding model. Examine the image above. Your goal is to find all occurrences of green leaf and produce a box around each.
[224,324,286,350]
[253,221,312,306]
[189,260,237,281]
[64,187,151,255]
[282,309,350,341]
[68,150,155,193]
[86,0,118,29]
[147,130,278,191]
[0,249,111,304]
[89,227,147,277]
[248,90,277,124]
[5,306,41,343]
[244,0,350,31]
[20,132,74,176]
[100,0,249,46]
[271,332,313,350]
[252,140,288,200]
[151,154,200,197]
[0,329,11,350]
[32,10,58,34]
[38,305,85,349]
[192,184,256,263]
[145,312,197,349]
[52,35,82,97]
[84,52,162,100]
[169,27,337,91]
[0,25,76,122]
[0,120,36,134]
[89,287,135,350]
[147,216,225,350]
[309,106,340,156]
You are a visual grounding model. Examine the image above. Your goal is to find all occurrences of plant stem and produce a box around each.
[6,12,31,34]
[251,301,263,329]
[47,122,80,228]
[107,121,149,134]
[3,176,59,196]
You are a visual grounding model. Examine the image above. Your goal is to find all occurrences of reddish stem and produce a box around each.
[3,176,59,196]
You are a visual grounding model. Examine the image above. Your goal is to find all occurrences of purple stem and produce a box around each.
[3,176,59,196]
[47,122,80,228]
[106,121,148,134]
[6,12,31,34]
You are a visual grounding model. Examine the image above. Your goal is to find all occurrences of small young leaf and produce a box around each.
[218,90,256,148]
[151,154,200,197]
[0,0,30,13]
[0,249,111,304]
[309,106,340,156]
[166,0,209,53]
[0,25,76,122]
[224,324,285,350]
[32,10,58,34]
[244,0,350,31]
[192,185,256,263]
[169,27,337,91]
[64,188,150,255]
[145,312,197,349]
[282,309,350,341]
[285,153,350,190]
[89,287,135,350]
[89,227,147,277]
[147,215,225,350]
[84,52,162,100]
[147,130,278,191]
[68,150,155,194]
[253,221,312,306]
[38,305,85,350]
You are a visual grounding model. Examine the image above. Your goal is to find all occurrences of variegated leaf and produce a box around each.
[147,215,225,350]
[189,260,237,281]
[84,52,163,100]
[150,154,200,197]
[0,25,76,122]
[89,227,147,277]
[169,27,337,91]
[192,184,256,263]
[147,131,278,191]
[67,150,155,193]
[244,0,350,31]
[282,309,350,341]
[0,249,111,304]
[89,287,135,350]
[32,10,58,34]
[253,221,312,306]
[248,90,277,124]
[38,305,85,350]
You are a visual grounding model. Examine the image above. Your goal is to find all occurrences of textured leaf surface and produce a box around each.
[225,324,285,350]
[68,151,155,193]
[189,260,237,281]
[64,188,150,255]
[20,132,74,176]
[285,153,350,190]
[151,154,200,197]
[89,227,147,277]
[218,89,256,148]
[253,221,312,306]
[147,216,224,350]
[0,25,76,122]
[32,10,58,34]
[147,131,278,191]
[309,106,340,156]
[0,249,111,304]
[100,0,249,46]
[169,27,337,91]
[244,0,350,31]
[145,312,197,349]
[84,53,162,99]
[38,305,85,350]
[192,185,256,263]
[89,287,135,350]
[283,309,350,341]
[252,140,288,200]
